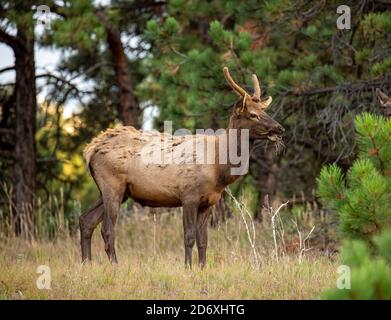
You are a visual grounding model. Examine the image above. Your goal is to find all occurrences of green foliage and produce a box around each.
[317,164,345,211]
[355,113,391,171]
[323,233,391,300]
[165,17,180,35]
[362,11,391,33]
[318,114,391,241]
[318,114,391,299]
[48,0,104,52]
[373,230,391,265]
[145,19,160,39]
[277,70,307,87]
[209,20,233,45]
[372,57,391,77]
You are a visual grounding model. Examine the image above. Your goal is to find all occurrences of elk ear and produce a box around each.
[261,96,272,109]
[377,89,390,106]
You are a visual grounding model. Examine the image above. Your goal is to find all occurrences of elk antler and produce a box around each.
[262,96,273,108]
[253,73,273,109]
[377,88,390,106]
[252,74,261,100]
[223,67,249,97]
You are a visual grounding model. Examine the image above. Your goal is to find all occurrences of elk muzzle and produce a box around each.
[263,116,284,143]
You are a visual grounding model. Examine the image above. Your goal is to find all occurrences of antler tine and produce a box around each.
[223,67,248,97]
[377,88,390,106]
[377,88,387,98]
[252,74,261,100]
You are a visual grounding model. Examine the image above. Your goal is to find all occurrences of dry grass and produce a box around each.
[0,210,338,300]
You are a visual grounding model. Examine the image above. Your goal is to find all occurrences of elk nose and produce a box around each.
[273,124,284,135]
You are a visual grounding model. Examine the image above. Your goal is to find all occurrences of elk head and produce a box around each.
[376,89,391,117]
[224,67,284,143]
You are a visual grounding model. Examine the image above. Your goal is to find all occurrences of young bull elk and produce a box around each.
[376,88,391,117]
[80,67,284,267]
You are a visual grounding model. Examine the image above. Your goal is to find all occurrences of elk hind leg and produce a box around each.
[79,197,104,263]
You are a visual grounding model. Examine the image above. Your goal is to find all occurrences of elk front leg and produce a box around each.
[196,207,210,268]
[182,202,198,268]
[79,197,104,263]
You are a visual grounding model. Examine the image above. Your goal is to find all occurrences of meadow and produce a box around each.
[0,206,338,300]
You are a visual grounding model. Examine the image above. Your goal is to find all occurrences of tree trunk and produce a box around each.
[96,11,140,127]
[12,29,37,240]
[254,150,278,222]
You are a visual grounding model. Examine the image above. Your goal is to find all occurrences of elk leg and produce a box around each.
[182,202,198,268]
[79,197,104,263]
[101,191,123,264]
[196,207,210,268]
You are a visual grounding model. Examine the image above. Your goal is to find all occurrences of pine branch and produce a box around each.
[282,78,391,97]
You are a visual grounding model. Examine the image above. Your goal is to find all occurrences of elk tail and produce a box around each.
[83,142,97,168]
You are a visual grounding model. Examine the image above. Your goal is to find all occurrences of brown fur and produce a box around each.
[79,67,284,268]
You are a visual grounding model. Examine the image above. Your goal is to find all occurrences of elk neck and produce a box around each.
[214,122,254,188]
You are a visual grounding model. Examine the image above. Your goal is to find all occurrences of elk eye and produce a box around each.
[250,113,257,119]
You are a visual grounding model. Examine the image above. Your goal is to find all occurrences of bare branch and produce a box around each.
[0,28,19,50]
[35,73,94,95]
[0,65,14,74]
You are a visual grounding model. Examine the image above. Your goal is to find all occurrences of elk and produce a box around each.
[376,89,391,117]
[79,67,284,268]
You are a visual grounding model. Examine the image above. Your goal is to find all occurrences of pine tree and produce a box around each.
[323,230,391,299]
[317,113,391,299]
[0,1,40,239]
[317,113,391,241]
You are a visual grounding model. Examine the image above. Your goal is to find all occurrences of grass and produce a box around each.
[0,210,338,300]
